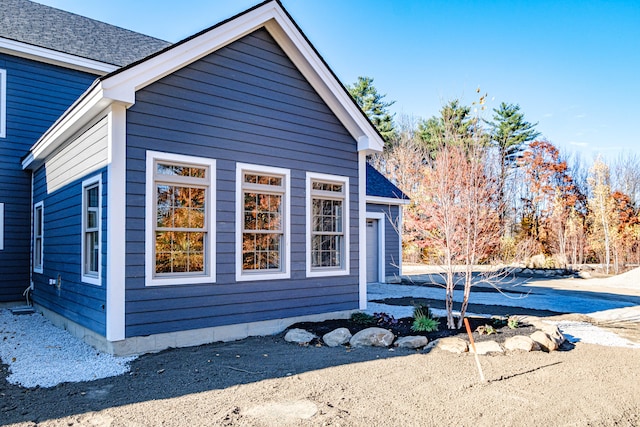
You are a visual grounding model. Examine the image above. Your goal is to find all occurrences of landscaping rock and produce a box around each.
[530,330,558,352]
[504,335,539,352]
[349,327,395,347]
[394,336,428,349]
[284,329,316,344]
[538,324,566,346]
[435,337,468,354]
[322,328,352,347]
[471,340,503,355]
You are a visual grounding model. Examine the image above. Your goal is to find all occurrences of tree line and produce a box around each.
[348,76,640,275]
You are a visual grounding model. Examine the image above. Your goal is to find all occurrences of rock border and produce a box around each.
[284,316,566,355]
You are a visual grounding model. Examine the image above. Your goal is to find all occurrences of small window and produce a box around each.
[236,163,290,281]
[0,69,6,138]
[0,203,4,251]
[82,176,101,284]
[306,173,349,277]
[145,151,216,286]
[33,201,44,273]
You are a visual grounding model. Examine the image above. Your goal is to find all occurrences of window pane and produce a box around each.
[87,186,99,208]
[242,233,281,270]
[87,210,98,229]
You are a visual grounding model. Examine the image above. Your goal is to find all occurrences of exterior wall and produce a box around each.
[0,52,97,302]
[124,28,360,337]
[366,203,402,282]
[30,115,109,335]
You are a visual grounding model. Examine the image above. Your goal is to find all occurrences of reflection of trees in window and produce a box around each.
[311,181,345,268]
[242,173,284,271]
[154,162,208,275]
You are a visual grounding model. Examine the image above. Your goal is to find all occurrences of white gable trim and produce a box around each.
[23,0,384,171]
[0,37,118,75]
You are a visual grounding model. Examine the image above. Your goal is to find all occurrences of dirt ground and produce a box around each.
[1,327,639,426]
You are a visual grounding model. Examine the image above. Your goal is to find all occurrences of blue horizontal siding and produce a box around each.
[124,28,361,337]
[0,53,98,302]
[31,166,108,335]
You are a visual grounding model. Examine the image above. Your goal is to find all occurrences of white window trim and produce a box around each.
[235,163,291,282]
[306,172,350,277]
[0,69,6,138]
[145,151,216,286]
[0,203,4,250]
[81,175,102,285]
[33,201,44,274]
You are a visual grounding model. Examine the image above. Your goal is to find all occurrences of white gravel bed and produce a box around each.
[0,309,136,388]
[549,320,640,349]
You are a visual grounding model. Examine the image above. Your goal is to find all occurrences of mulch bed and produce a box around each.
[290,315,538,345]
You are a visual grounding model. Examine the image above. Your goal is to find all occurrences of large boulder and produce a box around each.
[349,327,395,347]
[504,335,539,352]
[435,337,468,354]
[471,340,503,355]
[322,328,352,347]
[284,329,316,344]
[394,336,428,349]
[530,330,559,352]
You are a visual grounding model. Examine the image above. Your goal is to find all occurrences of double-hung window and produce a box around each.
[82,176,101,284]
[236,163,290,281]
[33,201,43,273]
[145,151,216,286]
[306,173,349,277]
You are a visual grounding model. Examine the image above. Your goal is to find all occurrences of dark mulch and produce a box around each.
[291,315,538,345]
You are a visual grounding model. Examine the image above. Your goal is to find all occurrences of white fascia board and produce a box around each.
[0,37,118,75]
[22,82,118,169]
[264,10,384,154]
[366,195,411,206]
[101,3,280,103]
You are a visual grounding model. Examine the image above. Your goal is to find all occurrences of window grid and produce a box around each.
[153,160,209,277]
[241,173,284,272]
[310,180,346,269]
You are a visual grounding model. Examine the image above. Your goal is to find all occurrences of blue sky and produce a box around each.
[37,0,639,161]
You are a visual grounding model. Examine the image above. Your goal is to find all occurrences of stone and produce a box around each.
[435,337,468,354]
[538,324,566,346]
[578,270,592,279]
[322,328,352,347]
[470,340,503,355]
[284,329,316,344]
[394,336,428,349]
[530,330,558,352]
[504,335,538,352]
[349,327,395,347]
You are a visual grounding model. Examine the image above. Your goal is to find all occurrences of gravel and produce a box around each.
[0,309,136,388]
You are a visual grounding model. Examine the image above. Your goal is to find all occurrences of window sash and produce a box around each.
[83,183,100,278]
[33,204,43,271]
[153,160,209,277]
[310,179,346,270]
[241,171,285,273]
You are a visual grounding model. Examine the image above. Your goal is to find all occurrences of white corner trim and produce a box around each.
[106,104,127,342]
[305,171,350,278]
[0,37,118,75]
[366,195,410,206]
[366,212,386,284]
[81,174,102,286]
[0,69,6,138]
[145,151,217,286]
[235,162,291,282]
[358,152,367,308]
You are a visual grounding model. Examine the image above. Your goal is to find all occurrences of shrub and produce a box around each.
[350,312,377,325]
[507,316,520,329]
[475,324,496,335]
[411,307,439,332]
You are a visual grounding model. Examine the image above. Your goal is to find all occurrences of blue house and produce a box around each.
[1,0,407,354]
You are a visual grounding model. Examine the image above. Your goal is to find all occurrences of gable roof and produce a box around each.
[23,0,385,169]
[366,163,410,204]
[0,0,170,72]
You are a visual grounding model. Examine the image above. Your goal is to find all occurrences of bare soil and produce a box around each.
[2,318,639,426]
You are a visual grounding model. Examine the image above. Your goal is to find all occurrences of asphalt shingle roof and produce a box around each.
[366,163,409,200]
[0,0,171,67]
